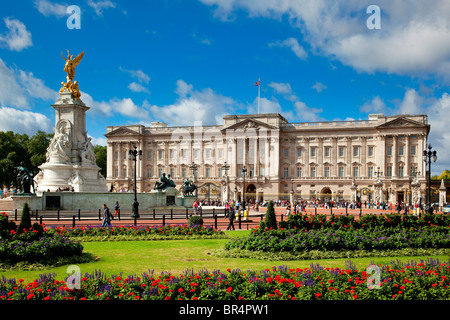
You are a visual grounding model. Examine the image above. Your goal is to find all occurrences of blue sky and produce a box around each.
[0,0,449,174]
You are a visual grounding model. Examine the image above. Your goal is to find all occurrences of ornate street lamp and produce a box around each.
[423,144,437,214]
[242,166,247,211]
[128,145,142,219]
[189,161,198,197]
[222,161,230,202]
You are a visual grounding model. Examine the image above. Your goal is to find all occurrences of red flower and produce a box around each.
[27,293,35,300]
[178,288,184,293]
[226,287,233,293]
[353,295,358,299]
[315,293,321,298]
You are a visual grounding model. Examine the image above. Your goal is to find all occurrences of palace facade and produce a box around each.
[105,113,430,205]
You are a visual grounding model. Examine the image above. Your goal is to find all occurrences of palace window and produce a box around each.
[324,167,330,177]
[338,167,344,178]
[324,147,330,157]
[353,146,359,157]
[310,167,316,177]
[386,166,392,177]
[387,146,392,156]
[311,147,316,157]
[368,146,374,157]
[297,167,302,177]
[353,166,359,177]
[339,147,344,157]
[368,167,374,178]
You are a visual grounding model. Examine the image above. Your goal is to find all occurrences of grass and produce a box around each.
[1,230,448,283]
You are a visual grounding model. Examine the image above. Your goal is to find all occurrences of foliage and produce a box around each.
[279,212,450,230]
[18,203,32,234]
[0,211,83,263]
[94,145,107,176]
[50,223,224,241]
[262,201,277,230]
[187,215,204,227]
[225,227,450,252]
[0,130,52,188]
[1,258,449,300]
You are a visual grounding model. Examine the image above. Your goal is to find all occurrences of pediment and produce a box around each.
[221,118,278,132]
[105,126,141,137]
[376,116,428,129]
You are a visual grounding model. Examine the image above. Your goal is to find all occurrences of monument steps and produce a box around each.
[0,199,14,213]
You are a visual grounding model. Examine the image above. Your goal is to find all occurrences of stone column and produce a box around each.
[393,135,398,177]
[439,179,447,207]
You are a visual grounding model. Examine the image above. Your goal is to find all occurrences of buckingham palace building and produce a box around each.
[105,112,430,205]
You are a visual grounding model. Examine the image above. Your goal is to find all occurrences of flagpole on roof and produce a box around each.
[258,78,260,114]
[254,77,261,114]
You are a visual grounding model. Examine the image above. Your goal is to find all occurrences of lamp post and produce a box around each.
[222,161,230,202]
[242,166,247,211]
[128,145,142,218]
[423,144,437,214]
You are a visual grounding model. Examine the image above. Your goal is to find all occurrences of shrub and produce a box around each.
[188,215,204,227]
[0,212,16,240]
[264,201,277,230]
[18,203,32,234]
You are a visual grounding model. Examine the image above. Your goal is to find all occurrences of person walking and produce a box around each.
[114,201,120,218]
[102,204,112,227]
[226,207,236,231]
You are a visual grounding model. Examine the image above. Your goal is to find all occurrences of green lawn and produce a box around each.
[1,230,448,283]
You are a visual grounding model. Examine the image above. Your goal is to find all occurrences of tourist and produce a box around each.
[193,200,199,215]
[114,201,120,218]
[226,207,236,231]
[102,204,112,227]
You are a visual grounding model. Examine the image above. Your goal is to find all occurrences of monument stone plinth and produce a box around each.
[34,51,107,194]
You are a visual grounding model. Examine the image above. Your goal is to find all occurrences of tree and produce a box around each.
[94,145,107,176]
[265,201,277,229]
[0,131,52,188]
[18,202,32,234]
[438,170,450,180]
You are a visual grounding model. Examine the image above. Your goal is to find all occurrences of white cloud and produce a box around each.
[269,37,307,60]
[0,106,52,134]
[18,70,59,102]
[0,58,57,109]
[0,17,32,51]
[312,82,327,93]
[360,96,388,114]
[34,0,67,18]
[267,81,322,121]
[89,135,107,146]
[81,91,149,120]
[128,82,150,94]
[120,67,151,84]
[149,80,235,126]
[268,82,291,95]
[200,0,450,81]
[88,0,116,16]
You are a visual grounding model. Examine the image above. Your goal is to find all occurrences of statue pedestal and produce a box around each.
[35,91,107,194]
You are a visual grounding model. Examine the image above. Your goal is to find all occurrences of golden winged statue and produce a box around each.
[60,50,84,99]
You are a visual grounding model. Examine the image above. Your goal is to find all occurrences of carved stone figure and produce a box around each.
[14,162,34,194]
[81,137,96,165]
[154,173,175,191]
[182,178,197,196]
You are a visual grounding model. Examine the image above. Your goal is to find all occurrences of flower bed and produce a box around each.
[49,224,225,241]
[278,212,450,231]
[1,258,448,300]
[225,227,450,252]
[0,212,83,264]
